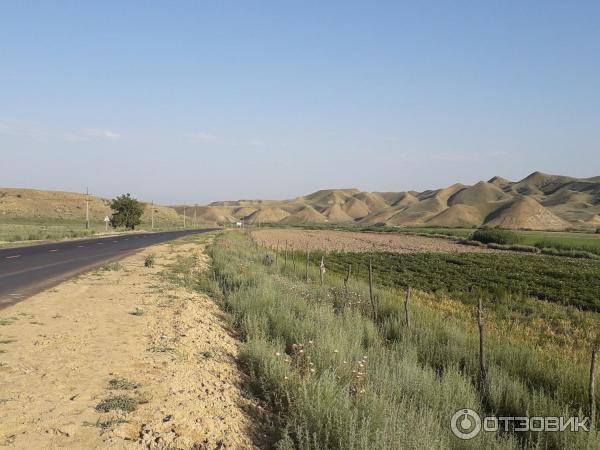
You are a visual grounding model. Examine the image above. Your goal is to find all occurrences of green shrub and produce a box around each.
[472,228,520,245]
[144,254,155,268]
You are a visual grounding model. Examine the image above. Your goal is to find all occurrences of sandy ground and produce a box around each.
[251,229,493,253]
[0,236,263,449]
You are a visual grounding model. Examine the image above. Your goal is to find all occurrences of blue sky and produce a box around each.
[1,1,598,203]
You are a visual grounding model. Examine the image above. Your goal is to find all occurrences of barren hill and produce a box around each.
[281,205,328,224]
[342,198,371,219]
[449,181,511,205]
[323,203,354,222]
[245,207,290,224]
[485,196,570,230]
[183,171,600,230]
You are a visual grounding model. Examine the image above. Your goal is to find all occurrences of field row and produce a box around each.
[259,223,600,255]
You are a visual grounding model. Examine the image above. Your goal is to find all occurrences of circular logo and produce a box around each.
[451,409,481,440]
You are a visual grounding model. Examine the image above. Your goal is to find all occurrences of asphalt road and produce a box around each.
[0,229,216,309]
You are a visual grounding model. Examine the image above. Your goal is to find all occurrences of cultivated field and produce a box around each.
[251,228,494,253]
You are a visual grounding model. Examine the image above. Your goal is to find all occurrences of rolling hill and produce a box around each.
[0,188,181,225]
[193,172,600,230]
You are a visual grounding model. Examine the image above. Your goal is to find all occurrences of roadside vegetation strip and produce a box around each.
[200,232,598,449]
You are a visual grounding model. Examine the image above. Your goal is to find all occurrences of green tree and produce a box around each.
[109,193,144,230]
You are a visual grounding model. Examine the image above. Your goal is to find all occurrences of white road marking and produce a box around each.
[49,249,58,252]
[77,245,85,248]
[97,243,103,245]
[5,255,20,259]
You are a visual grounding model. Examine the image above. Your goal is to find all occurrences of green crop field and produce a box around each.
[292,250,600,312]
[517,231,600,255]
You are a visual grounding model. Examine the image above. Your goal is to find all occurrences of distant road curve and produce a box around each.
[0,229,217,309]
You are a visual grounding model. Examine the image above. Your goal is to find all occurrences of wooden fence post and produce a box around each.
[284,241,288,271]
[590,348,597,429]
[292,249,296,274]
[404,286,410,328]
[305,249,310,281]
[320,257,325,285]
[368,259,378,322]
[275,241,279,267]
[344,265,352,291]
[477,297,487,392]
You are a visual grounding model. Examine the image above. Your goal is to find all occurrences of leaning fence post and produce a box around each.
[344,264,352,291]
[477,297,487,393]
[404,286,410,328]
[590,348,597,429]
[368,259,378,322]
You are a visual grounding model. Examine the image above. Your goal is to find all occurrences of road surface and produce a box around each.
[0,229,216,309]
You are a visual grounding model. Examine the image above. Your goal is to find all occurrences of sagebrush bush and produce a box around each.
[458,239,485,246]
[508,244,540,253]
[472,228,520,245]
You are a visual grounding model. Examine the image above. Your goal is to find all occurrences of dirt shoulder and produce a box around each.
[0,235,262,449]
[251,228,493,253]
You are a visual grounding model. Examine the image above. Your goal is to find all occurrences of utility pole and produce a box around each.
[85,187,90,230]
[151,202,155,230]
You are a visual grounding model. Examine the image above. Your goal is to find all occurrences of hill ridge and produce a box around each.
[3,171,599,230]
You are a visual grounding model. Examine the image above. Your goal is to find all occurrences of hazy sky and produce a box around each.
[1,1,598,204]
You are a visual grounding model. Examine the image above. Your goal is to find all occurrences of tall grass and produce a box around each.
[199,232,599,449]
